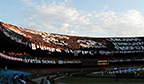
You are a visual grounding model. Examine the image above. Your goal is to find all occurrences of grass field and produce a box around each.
[57,77,144,83]
[56,67,144,83]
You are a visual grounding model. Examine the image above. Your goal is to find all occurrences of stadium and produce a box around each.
[0,21,144,84]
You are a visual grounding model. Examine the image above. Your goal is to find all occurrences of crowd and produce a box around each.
[40,76,52,84]
[13,74,26,84]
[2,50,144,64]
[11,72,59,84]
[4,51,30,58]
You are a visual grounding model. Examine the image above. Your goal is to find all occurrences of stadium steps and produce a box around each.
[1,74,12,84]
[0,68,32,84]
[8,74,14,84]
[0,77,3,82]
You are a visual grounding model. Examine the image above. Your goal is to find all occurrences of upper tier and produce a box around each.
[0,21,144,55]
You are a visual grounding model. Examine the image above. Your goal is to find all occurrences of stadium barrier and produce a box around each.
[0,52,23,62]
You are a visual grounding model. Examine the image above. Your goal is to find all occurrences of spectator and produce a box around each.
[5,66,7,71]
[57,72,59,76]
[8,52,12,56]
[52,80,59,84]
[142,72,144,78]
[45,76,51,84]
[19,78,26,84]
[13,74,20,84]
[40,78,44,84]
[20,74,24,79]
[11,52,15,56]
[101,70,104,75]
[13,74,26,84]
[115,73,118,81]
[3,50,5,54]
[133,71,137,78]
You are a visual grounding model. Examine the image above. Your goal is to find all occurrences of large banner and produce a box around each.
[24,58,81,64]
[0,52,81,64]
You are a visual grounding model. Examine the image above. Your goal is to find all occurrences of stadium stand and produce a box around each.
[0,21,144,83]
